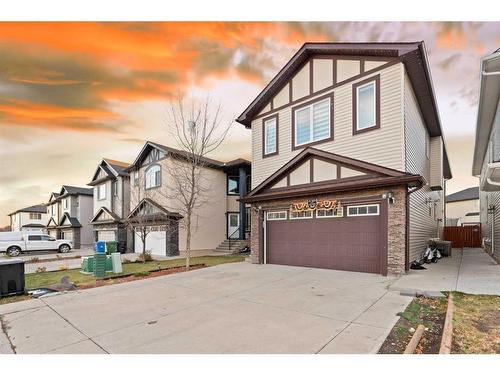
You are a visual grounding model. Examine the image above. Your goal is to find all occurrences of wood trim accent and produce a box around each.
[332,58,337,85]
[291,92,334,151]
[270,98,274,111]
[309,158,314,183]
[247,58,399,124]
[262,114,279,158]
[337,164,342,179]
[288,82,292,103]
[309,60,314,94]
[352,74,381,136]
[286,174,290,187]
[360,60,365,74]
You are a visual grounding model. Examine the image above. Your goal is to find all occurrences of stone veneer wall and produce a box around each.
[250,186,407,275]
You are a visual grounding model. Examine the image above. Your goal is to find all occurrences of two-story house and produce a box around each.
[8,204,48,232]
[88,158,131,252]
[45,185,94,248]
[126,141,251,257]
[238,42,451,275]
[472,48,500,262]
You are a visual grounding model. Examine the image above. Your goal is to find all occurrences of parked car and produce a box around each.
[0,232,72,257]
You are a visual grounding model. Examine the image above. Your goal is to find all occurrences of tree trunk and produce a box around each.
[142,229,146,264]
[185,214,191,270]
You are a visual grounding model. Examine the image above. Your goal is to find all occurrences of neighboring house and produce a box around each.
[237,42,451,275]
[126,141,251,257]
[8,204,48,232]
[472,48,500,260]
[88,158,131,252]
[445,187,480,226]
[45,185,94,248]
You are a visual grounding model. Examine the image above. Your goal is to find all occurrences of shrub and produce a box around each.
[137,251,153,262]
[36,267,47,273]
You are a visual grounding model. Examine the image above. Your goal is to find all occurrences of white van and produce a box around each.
[0,232,72,257]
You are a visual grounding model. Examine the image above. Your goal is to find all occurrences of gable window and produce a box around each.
[97,184,106,200]
[112,180,118,197]
[227,175,239,195]
[145,164,161,189]
[63,197,69,209]
[133,171,139,186]
[263,115,278,156]
[353,76,380,134]
[347,204,379,217]
[294,97,331,147]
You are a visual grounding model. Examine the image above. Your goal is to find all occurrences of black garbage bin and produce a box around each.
[0,259,25,297]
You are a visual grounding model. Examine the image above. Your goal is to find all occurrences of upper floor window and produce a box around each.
[294,97,331,147]
[63,197,69,209]
[97,184,106,200]
[227,175,239,195]
[353,76,380,134]
[263,116,278,156]
[145,164,161,189]
[133,171,139,186]
[51,205,56,215]
[112,180,118,197]
[29,213,42,220]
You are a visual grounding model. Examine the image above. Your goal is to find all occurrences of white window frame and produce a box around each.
[355,81,377,131]
[294,97,331,147]
[290,210,313,220]
[63,197,69,209]
[266,211,287,221]
[264,118,277,155]
[347,204,380,217]
[97,184,106,200]
[145,164,161,189]
[316,207,343,218]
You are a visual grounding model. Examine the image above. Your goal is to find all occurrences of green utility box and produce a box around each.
[106,241,118,254]
[81,256,94,274]
[93,253,107,278]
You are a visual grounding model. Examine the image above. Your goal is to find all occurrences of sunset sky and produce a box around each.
[1,21,499,226]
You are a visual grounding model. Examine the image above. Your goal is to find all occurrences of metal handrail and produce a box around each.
[228,226,240,252]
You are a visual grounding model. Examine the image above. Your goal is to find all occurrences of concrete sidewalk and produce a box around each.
[390,248,500,296]
[0,262,411,354]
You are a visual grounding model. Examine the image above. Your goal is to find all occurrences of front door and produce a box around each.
[227,213,240,239]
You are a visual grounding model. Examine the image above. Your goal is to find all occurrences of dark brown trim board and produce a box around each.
[291,92,334,151]
[261,114,279,158]
[352,75,381,136]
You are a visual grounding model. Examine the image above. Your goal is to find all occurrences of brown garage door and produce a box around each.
[266,205,385,274]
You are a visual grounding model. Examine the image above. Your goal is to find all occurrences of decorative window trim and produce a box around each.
[316,207,344,218]
[352,75,381,135]
[145,164,161,190]
[262,114,279,158]
[266,211,287,221]
[347,204,380,217]
[290,210,313,220]
[291,93,334,150]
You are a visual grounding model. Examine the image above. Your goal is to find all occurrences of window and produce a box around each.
[97,184,106,200]
[63,197,69,209]
[267,211,287,221]
[112,180,118,197]
[290,210,313,220]
[263,116,277,156]
[245,207,251,232]
[133,171,139,186]
[145,164,161,189]
[294,97,331,147]
[347,204,379,217]
[316,207,343,218]
[29,213,42,220]
[41,235,53,241]
[227,175,239,195]
[28,235,42,241]
[354,77,379,133]
[51,205,56,215]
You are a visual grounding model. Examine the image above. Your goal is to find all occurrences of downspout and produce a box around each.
[406,184,424,271]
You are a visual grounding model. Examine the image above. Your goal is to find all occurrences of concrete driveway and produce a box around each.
[0,262,411,354]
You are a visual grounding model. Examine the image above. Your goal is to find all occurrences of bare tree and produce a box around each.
[163,96,232,269]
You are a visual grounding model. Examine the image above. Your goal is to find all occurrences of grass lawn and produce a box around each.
[452,292,500,354]
[24,255,245,290]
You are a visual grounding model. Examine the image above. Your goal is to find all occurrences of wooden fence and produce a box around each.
[443,225,482,248]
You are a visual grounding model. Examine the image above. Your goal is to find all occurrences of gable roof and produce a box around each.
[446,187,479,203]
[236,41,451,179]
[127,198,182,221]
[8,204,46,216]
[88,158,130,185]
[128,141,250,171]
[90,206,121,224]
[243,147,424,203]
[58,213,81,227]
[60,185,93,197]
[46,217,58,227]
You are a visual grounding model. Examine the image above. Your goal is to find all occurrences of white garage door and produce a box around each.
[98,230,116,242]
[134,226,166,256]
[62,230,73,241]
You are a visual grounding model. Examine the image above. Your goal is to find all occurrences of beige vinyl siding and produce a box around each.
[313,59,333,92]
[289,160,310,185]
[365,61,387,71]
[273,83,290,108]
[337,60,360,82]
[479,144,500,253]
[404,74,442,261]
[429,136,444,189]
[251,62,406,188]
[292,62,310,101]
[313,158,337,182]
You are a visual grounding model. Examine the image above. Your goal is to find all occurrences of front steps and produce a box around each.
[215,238,249,254]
